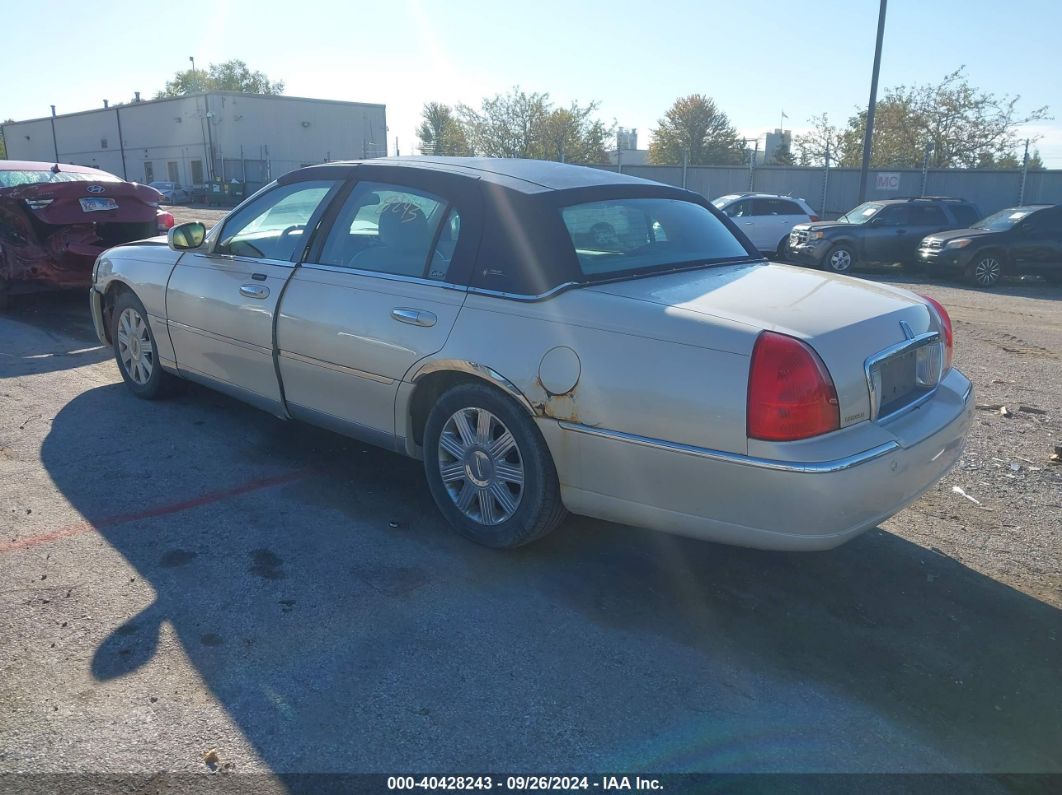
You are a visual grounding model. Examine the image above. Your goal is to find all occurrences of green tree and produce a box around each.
[457,88,550,158]
[156,59,284,98]
[794,113,843,166]
[835,68,1049,168]
[1026,149,1046,170]
[455,88,612,163]
[417,102,470,156]
[648,95,743,166]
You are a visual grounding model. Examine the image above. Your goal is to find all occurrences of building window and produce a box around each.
[144,162,154,183]
[101,138,108,149]
[190,159,204,185]
[167,161,179,183]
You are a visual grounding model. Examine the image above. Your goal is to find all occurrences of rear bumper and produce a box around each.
[542,368,973,551]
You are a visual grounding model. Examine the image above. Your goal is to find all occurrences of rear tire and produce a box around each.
[423,382,566,549]
[824,245,856,274]
[967,253,1003,288]
[111,290,172,399]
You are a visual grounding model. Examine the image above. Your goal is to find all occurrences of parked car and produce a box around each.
[788,197,981,273]
[917,204,1062,287]
[0,161,165,307]
[148,181,191,204]
[711,193,818,257]
[90,158,972,551]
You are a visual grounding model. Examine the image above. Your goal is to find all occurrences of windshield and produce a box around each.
[0,169,123,188]
[150,181,175,190]
[837,202,883,224]
[560,198,752,278]
[973,207,1036,231]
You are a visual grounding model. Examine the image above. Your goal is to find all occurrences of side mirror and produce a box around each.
[168,221,206,251]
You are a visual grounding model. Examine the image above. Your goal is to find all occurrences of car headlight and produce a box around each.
[945,238,971,249]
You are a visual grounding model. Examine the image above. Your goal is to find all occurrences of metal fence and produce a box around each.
[593,164,1062,218]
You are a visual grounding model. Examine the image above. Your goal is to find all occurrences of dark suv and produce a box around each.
[917,204,1062,287]
[787,197,981,273]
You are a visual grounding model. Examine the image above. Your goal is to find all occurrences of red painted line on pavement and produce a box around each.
[0,469,311,555]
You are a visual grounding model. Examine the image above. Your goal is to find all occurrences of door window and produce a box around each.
[190,160,204,185]
[214,180,339,261]
[167,161,179,183]
[910,205,948,225]
[144,162,154,183]
[874,206,910,226]
[723,200,753,218]
[315,181,458,280]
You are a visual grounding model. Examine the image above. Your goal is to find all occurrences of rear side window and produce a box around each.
[753,198,806,216]
[951,204,979,227]
[560,198,750,278]
[911,205,948,225]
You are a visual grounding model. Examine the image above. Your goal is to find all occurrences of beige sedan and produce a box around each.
[89,158,973,550]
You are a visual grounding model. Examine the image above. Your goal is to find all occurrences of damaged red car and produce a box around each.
[0,161,173,307]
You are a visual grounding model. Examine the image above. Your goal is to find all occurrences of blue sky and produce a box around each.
[5,0,1059,164]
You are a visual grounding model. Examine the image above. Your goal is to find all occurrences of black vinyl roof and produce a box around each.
[294,156,662,194]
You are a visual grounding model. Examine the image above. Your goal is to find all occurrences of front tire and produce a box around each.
[423,382,566,548]
[111,290,171,399]
[775,235,790,261]
[824,244,856,274]
[967,253,1002,288]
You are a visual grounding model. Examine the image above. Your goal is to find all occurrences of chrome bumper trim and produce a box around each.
[556,421,900,474]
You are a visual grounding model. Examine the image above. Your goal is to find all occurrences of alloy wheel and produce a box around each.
[829,248,853,272]
[974,256,1001,286]
[116,307,154,385]
[437,407,524,525]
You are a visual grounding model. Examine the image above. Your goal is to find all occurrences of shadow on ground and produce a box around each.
[0,291,109,377]
[40,382,1062,778]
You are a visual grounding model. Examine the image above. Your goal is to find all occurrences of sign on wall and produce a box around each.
[875,172,901,191]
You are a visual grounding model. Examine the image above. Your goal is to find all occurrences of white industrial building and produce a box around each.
[2,92,387,194]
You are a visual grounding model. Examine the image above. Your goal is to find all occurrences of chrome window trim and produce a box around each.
[298,261,469,293]
[864,331,942,422]
[190,252,296,270]
[555,421,899,474]
[467,282,580,302]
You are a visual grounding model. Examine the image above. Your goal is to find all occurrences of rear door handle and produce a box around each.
[391,307,437,327]
[240,284,270,299]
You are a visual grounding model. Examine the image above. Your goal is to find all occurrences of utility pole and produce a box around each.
[749,139,759,191]
[920,142,932,197]
[189,56,197,89]
[821,140,831,217]
[857,0,888,204]
[1018,138,1030,206]
[49,105,59,163]
[115,104,128,180]
[682,148,689,189]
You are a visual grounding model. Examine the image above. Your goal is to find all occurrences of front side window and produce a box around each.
[215,180,338,261]
[560,198,751,278]
[316,181,457,280]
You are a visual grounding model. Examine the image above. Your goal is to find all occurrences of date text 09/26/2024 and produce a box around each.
[387,776,663,791]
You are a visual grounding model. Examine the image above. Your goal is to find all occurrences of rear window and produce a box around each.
[0,169,123,188]
[951,204,979,227]
[560,198,750,278]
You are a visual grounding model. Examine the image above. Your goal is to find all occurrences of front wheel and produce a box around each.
[967,253,1002,288]
[824,245,856,274]
[775,235,790,261]
[111,290,172,399]
[423,382,566,548]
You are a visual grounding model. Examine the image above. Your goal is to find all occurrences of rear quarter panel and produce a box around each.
[425,289,755,456]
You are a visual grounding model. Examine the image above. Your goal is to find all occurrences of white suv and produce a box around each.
[711,193,819,257]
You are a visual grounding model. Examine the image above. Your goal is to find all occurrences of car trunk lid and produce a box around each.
[15,180,160,225]
[585,262,941,428]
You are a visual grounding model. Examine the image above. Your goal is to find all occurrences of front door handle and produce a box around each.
[391,307,437,327]
[240,284,270,299]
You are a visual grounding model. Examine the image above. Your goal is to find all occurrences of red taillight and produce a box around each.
[920,295,953,371]
[747,332,840,441]
[808,214,821,222]
[157,211,175,231]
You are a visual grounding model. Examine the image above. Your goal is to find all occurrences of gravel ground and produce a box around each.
[0,268,1058,779]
